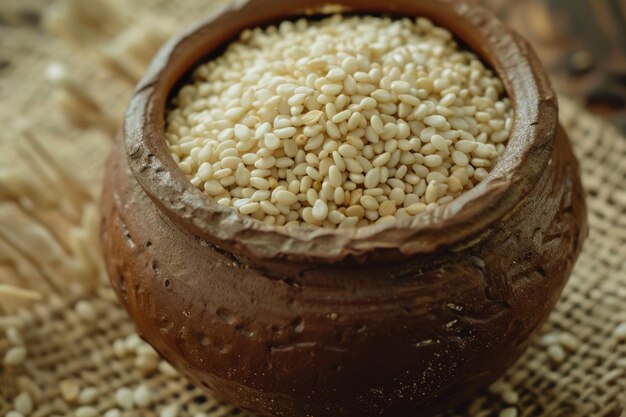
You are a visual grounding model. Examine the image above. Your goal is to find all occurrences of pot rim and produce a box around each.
[123,0,557,263]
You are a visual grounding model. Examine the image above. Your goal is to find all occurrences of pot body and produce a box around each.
[101,126,586,417]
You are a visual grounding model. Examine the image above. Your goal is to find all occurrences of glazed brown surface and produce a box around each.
[101,1,587,416]
[102,128,586,417]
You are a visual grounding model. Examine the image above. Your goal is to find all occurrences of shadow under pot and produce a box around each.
[100,0,587,416]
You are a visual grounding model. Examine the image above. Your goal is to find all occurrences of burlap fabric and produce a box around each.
[0,0,624,416]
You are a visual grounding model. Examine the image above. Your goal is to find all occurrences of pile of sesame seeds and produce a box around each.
[165,14,513,228]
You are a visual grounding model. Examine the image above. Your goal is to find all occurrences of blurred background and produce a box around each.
[483,0,626,132]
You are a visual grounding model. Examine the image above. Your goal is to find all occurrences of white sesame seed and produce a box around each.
[133,384,152,408]
[74,300,96,322]
[60,379,81,403]
[274,127,297,139]
[312,200,329,221]
[239,202,261,215]
[326,121,341,139]
[430,135,448,153]
[452,150,470,166]
[397,94,419,106]
[204,180,224,196]
[104,409,122,417]
[325,103,337,119]
[499,407,518,417]
[359,97,378,110]
[78,387,98,405]
[13,392,34,414]
[378,200,396,217]
[328,210,347,224]
[75,406,98,417]
[303,110,324,125]
[277,84,297,96]
[360,195,379,211]
[275,190,299,206]
[372,152,391,167]
[547,344,566,363]
[381,123,398,140]
[341,56,359,74]
[347,112,362,130]
[328,165,343,188]
[251,189,271,202]
[447,176,463,193]
[158,361,178,377]
[389,188,405,205]
[423,115,447,128]
[234,124,251,141]
[234,164,250,186]
[371,89,392,103]
[488,380,512,394]
[406,203,426,215]
[433,78,450,92]
[4,346,27,365]
[264,133,281,150]
[613,323,626,340]
[321,83,343,96]
[377,215,397,225]
[391,80,411,94]
[471,157,492,168]
[255,156,276,170]
[501,390,519,405]
[6,327,24,346]
[370,115,384,135]
[249,177,270,190]
[221,156,241,170]
[327,68,347,82]
[425,181,439,204]
[364,167,381,189]
[473,143,497,158]
[160,404,179,417]
[332,109,351,124]
[339,216,360,228]
[424,154,443,168]
[213,168,232,179]
[440,93,457,107]
[115,387,134,410]
[345,205,365,218]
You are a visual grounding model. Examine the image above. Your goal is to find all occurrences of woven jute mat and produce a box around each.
[0,1,625,416]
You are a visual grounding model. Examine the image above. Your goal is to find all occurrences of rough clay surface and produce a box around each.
[103,127,585,417]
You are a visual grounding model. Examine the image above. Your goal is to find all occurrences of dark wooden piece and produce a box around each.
[479,0,626,132]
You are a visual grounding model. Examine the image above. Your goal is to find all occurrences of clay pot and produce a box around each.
[100,0,587,416]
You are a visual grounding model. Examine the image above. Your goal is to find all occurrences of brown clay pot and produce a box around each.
[100,1,587,416]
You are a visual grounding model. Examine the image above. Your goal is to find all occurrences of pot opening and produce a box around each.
[125,0,556,261]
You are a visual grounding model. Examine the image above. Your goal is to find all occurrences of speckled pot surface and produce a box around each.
[101,1,587,416]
